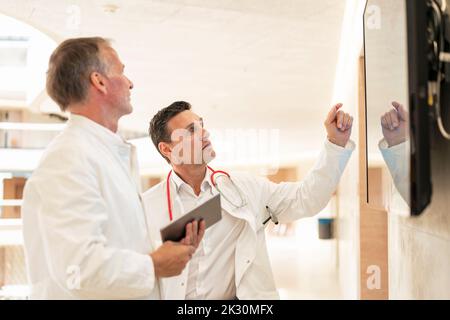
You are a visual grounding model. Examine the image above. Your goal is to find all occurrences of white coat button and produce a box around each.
[181,282,185,286]
[246,260,250,264]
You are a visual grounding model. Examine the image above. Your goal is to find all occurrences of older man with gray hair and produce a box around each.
[21,37,205,299]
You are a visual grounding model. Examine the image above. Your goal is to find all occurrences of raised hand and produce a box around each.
[380,101,408,147]
[324,103,353,147]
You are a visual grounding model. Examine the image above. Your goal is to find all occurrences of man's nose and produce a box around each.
[127,77,134,90]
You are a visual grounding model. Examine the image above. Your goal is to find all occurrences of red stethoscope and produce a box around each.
[166,165,246,221]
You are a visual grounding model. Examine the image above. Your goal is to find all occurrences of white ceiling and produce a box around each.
[0,0,347,161]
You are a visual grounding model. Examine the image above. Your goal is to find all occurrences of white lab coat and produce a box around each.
[142,139,354,300]
[379,139,409,204]
[21,114,160,300]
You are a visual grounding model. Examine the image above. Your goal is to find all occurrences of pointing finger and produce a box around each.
[392,101,407,121]
[336,110,345,129]
[325,103,343,124]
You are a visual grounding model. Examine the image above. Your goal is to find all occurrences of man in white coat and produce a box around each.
[21,37,204,299]
[142,101,355,300]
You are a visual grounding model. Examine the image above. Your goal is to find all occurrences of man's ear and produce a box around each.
[90,72,107,94]
[159,142,172,161]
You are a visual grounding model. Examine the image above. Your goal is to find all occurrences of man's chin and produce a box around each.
[126,105,133,115]
[203,148,216,164]
[121,102,133,115]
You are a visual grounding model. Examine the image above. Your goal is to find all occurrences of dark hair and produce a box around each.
[46,37,110,111]
[149,101,192,162]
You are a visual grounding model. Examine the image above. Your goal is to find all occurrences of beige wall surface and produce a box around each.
[388,130,450,299]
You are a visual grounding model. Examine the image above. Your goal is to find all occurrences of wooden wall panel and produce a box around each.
[0,247,4,287]
[358,55,389,299]
[2,177,26,219]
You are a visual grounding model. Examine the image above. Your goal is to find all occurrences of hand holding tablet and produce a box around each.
[160,194,222,242]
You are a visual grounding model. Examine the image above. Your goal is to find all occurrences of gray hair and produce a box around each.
[46,37,110,111]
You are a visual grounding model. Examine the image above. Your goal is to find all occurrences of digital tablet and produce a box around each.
[160,193,222,242]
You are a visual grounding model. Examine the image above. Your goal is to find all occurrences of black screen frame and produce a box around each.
[363,0,432,216]
[406,0,432,215]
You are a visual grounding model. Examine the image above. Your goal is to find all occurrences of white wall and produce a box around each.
[332,0,366,300]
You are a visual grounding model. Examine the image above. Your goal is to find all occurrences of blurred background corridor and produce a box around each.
[0,0,449,300]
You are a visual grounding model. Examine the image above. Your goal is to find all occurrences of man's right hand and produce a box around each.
[150,241,195,278]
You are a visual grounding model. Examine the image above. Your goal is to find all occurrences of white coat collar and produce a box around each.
[170,167,213,194]
[67,114,128,147]
[67,114,141,194]
[210,173,258,233]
